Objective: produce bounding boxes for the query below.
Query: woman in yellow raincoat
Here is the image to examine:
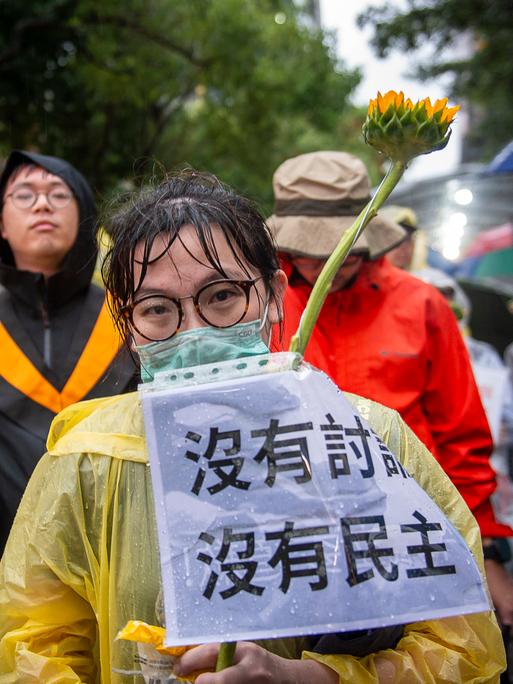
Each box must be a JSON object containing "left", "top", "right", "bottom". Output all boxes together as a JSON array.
[{"left": 0, "top": 172, "right": 505, "bottom": 683}]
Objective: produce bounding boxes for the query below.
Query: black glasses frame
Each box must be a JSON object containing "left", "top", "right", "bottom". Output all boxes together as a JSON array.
[
  {"left": 122, "top": 277, "right": 265, "bottom": 342},
  {"left": 4, "top": 188, "right": 74, "bottom": 210}
]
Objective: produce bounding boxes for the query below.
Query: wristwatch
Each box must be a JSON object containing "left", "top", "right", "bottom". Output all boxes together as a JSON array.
[{"left": 483, "top": 538, "right": 512, "bottom": 564}]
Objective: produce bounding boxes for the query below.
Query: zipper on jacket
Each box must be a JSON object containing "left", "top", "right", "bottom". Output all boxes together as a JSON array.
[{"left": 41, "top": 303, "right": 52, "bottom": 368}]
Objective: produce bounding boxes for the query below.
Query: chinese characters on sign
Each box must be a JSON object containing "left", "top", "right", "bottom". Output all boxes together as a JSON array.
[
  {"left": 183, "top": 413, "right": 409, "bottom": 496},
  {"left": 141, "top": 362, "right": 489, "bottom": 646},
  {"left": 197, "top": 510, "right": 456, "bottom": 600}
]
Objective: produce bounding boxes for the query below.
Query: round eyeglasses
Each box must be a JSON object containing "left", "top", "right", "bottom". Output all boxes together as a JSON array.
[
  {"left": 5, "top": 187, "right": 74, "bottom": 210},
  {"left": 122, "top": 277, "right": 265, "bottom": 342}
]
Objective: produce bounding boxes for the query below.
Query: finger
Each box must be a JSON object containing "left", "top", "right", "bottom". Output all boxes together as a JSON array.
[
  {"left": 174, "top": 642, "right": 220, "bottom": 677},
  {"left": 195, "top": 642, "right": 271, "bottom": 684},
  {"left": 194, "top": 664, "right": 246, "bottom": 684},
  {"left": 188, "top": 644, "right": 249, "bottom": 684},
  {"left": 194, "top": 674, "right": 219, "bottom": 684}
]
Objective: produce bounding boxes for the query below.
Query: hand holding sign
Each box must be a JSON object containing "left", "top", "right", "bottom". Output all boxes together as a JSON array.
[{"left": 173, "top": 641, "right": 340, "bottom": 684}]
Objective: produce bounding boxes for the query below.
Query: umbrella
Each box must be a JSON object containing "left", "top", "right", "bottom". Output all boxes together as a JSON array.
[
  {"left": 485, "top": 141, "right": 513, "bottom": 174},
  {"left": 474, "top": 248, "right": 513, "bottom": 279},
  {"left": 458, "top": 278, "right": 513, "bottom": 356},
  {"left": 464, "top": 222, "right": 513, "bottom": 257}
]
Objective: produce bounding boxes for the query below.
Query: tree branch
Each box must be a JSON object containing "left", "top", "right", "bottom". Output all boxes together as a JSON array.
[
  {"left": 0, "top": 17, "right": 56, "bottom": 67},
  {"left": 82, "top": 13, "right": 208, "bottom": 67},
  {"left": 141, "top": 87, "right": 196, "bottom": 158}
]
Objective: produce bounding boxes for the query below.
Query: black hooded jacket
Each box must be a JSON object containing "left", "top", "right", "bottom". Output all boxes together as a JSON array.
[{"left": 0, "top": 151, "right": 136, "bottom": 553}]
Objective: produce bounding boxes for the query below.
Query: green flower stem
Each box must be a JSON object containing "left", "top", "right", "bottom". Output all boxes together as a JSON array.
[
  {"left": 213, "top": 161, "right": 406, "bottom": 674},
  {"left": 216, "top": 641, "right": 237, "bottom": 671},
  {"left": 288, "top": 160, "right": 407, "bottom": 356}
]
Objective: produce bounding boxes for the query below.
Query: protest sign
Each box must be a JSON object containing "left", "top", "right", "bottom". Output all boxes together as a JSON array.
[{"left": 141, "top": 357, "right": 489, "bottom": 647}]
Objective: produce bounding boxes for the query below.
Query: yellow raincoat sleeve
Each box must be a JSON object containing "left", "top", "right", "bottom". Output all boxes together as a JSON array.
[
  {"left": 0, "top": 450, "right": 98, "bottom": 683},
  {"left": 303, "top": 397, "right": 505, "bottom": 683}
]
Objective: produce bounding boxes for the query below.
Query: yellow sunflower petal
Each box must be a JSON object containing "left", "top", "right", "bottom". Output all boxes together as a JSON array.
[
  {"left": 423, "top": 97, "right": 434, "bottom": 118},
  {"left": 376, "top": 91, "right": 387, "bottom": 113},
  {"left": 433, "top": 97, "right": 449, "bottom": 113},
  {"left": 382, "top": 90, "right": 397, "bottom": 111},
  {"left": 394, "top": 91, "right": 405, "bottom": 108},
  {"left": 441, "top": 104, "right": 461, "bottom": 123}
]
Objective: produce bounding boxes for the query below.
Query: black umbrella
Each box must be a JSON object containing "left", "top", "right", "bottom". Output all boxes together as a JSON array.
[{"left": 458, "top": 278, "right": 513, "bottom": 356}]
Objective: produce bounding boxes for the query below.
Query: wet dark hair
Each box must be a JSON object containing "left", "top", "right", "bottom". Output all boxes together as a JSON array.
[
  {"left": 1, "top": 164, "right": 68, "bottom": 210},
  {"left": 2, "top": 163, "right": 47, "bottom": 196},
  {"left": 103, "top": 170, "right": 281, "bottom": 342}
]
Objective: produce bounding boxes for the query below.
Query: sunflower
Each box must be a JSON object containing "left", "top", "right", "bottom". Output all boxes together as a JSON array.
[
  {"left": 362, "top": 90, "right": 460, "bottom": 162},
  {"left": 290, "top": 90, "right": 459, "bottom": 355}
]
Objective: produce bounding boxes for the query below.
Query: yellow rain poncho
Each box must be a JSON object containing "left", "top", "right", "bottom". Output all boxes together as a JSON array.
[{"left": 0, "top": 390, "right": 505, "bottom": 683}]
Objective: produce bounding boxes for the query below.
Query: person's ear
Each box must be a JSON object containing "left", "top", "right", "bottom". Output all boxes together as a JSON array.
[
  {"left": 128, "top": 330, "right": 137, "bottom": 353},
  {"left": 267, "top": 269, "right": 288, "bottom": 325}
]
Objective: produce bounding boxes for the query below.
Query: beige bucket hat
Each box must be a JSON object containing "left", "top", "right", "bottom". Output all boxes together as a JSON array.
[
  {"left": 380, "top": 205, "right": 418, "bottom": 233},
  {"left": 268, "top": 151, "right": 406, "bottom": 259}
]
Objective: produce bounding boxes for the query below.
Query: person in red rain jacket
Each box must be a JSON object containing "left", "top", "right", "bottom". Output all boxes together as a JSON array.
[{"left": 269, "top": 150, "right": 513, "bottom": 627}]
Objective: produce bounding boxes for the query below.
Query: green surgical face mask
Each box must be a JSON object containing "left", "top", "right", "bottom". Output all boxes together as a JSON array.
[{"left": 136, "top": 319, "right": 270, "bottom": 382}]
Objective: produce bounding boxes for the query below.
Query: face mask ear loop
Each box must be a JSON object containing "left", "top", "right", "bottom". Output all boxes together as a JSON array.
[
  {"left": 140, "top": 361, "right": 154, "bottom": 382},
  {"left": 258, "top": 296, "right": 273, "bottom": 348},
  {"left": 258, "top": 299, "right": 270, "bottom": 332}
]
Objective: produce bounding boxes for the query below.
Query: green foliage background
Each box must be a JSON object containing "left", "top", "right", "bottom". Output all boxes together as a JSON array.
[{"left": 0, "top": 0, "right": 379, "bottom": 211}]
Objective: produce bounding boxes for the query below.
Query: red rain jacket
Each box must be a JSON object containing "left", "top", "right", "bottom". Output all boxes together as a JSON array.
[{"left": 277, "top": 256, "right": 512, "bottom": 538}]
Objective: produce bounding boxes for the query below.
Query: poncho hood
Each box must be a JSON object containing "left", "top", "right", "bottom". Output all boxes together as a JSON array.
[
  {"left": 0, "top": 150, "right": 98, "bottom": 309},
  {"left": 47, "top": 392, "right": 147, "bottom": 463}
]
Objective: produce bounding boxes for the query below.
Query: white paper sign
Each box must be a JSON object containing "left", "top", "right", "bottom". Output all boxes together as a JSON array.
[
  {"left": 472, "top": 364, "right": 509, "bottom": 443},
  {"left": 141, "top": 363, "right": 489, "bottom": 647}
]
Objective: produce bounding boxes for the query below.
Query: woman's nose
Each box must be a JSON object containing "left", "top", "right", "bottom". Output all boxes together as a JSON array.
[{"left": 179, "top": 298, "right": 208, "bottom": 332}]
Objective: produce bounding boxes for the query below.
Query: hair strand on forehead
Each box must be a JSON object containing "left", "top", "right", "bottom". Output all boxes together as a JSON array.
[{"left": 102, "top": 170, "right": 281, "bottom": 343}]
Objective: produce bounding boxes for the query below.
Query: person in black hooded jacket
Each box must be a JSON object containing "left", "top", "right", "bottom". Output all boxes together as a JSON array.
[{"left": 0, "top": 150, "right": 137, "bottom": 554}]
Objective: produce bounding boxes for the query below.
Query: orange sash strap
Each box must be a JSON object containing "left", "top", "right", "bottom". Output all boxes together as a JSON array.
[{"left": 0, "top": 301, "right": 122, "bottom": 414}]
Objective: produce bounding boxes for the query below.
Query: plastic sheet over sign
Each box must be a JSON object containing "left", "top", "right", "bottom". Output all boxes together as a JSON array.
[{"left": 140, "top": 355, "right": 489, "bottom": 647}]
